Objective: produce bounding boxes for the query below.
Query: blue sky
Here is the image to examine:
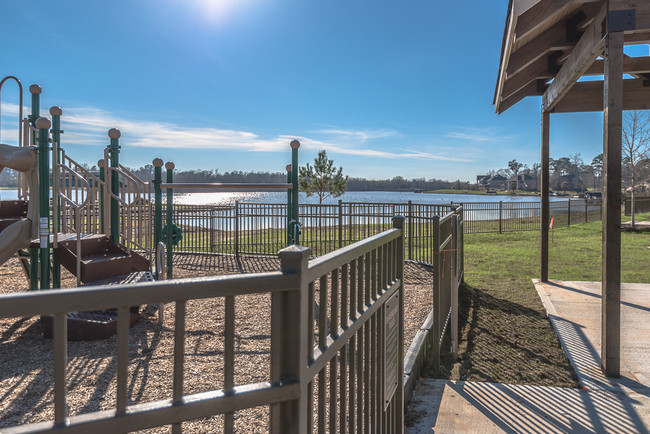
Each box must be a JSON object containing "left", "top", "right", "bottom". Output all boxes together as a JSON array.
[{"left": 0, "top": 0, "right": 620, "bottom": 181}]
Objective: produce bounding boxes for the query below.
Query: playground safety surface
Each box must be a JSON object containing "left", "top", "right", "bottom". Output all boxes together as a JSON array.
[
  {"left": 406, "top": 280, "right": 650, "bottom": 433},
  {"left": 0, "top": 254, "right": 434, "bottom": 432}
]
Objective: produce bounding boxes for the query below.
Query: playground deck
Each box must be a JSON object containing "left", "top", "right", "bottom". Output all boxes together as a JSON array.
[{"left": 0, "top": 254, "right": 434, "bottom": 432}]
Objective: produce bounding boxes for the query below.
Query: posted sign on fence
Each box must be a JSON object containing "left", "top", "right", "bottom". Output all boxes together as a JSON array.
[{"left": 384, "top": 291, "right": 400, "bottom": 409}]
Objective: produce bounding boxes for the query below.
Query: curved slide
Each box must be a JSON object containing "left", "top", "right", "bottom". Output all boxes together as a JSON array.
[
  {"left": 0, "top": 143, "right": 38, "bottom": 267},
  {"left": 0, "top": 218, "right": 32, "bottom": 265}
]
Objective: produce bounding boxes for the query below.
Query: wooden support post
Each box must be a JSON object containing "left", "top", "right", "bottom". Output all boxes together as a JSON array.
[
  {"left": 271, "top": 245, "right": 311, "bottom": 434},
  {"left": 602, "top": 29, "right": 624, "bottom": 378},
  {"left": 541, "top": 111, "right": 550, "bottom": 282}
]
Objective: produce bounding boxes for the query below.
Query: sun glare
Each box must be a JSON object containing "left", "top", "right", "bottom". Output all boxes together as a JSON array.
[{"left": 196, "top": 0, "right": 231, "bottom": 23}]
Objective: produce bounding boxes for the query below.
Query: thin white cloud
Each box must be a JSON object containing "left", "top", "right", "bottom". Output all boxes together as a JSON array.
[
  {"left": 446, "top": 126, "right": 515, "bottom": 143},
  {"left": 1, "top": 103, "right": 473, "bottom": 162},
  {"left": 314, "top": 128, "right": 398, "bottom": 142}
]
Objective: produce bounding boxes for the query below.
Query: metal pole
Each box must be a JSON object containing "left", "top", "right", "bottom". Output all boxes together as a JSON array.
[
  {"left": 290, "top": 140, "right": 300, "bottom": 244},
  {"left": 28, "top": 85, "right": 41, "bottom": 290},
  {"left": 108, "top": 128, "right": 121, "bottom": 243},
  {"left": 153, "top": 158, "right": 163, "bottom": 279},
  {"left": 166, "top": 161, "right": 174, "bottom": 279},
  {"left": 234, "top": 200, "right": 240, "bottom": 257},
  {"left": 50, "top": 106, "right": 62, "bottom": 289},
  {"left": 36, "top": 117, "right": 51, "bottom": 290},
  {"left": 407, "top": 200, "right": 413, "bottom": 260},
  {"left": 286, "top": 164, "right": 292, "bottom": 246},
  {"left": 98, "top": 159, "right": 106, "bottom": 233}
]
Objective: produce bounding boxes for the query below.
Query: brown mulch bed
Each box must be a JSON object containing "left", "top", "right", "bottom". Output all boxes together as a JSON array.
[{"left": 0, "top": 254, "right": 432, "bottom": 432}]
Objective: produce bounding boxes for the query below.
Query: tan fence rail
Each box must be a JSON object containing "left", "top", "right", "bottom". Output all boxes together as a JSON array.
[
  {"left": 403, "top": 207, "right": 463, "bottom": 400},
  {"left": 0, "top": 218, "right": 405, "bottom": 433}
]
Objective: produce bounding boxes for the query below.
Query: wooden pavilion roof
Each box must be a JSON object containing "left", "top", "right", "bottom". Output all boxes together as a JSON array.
[{"left": 494, "top": 0, "right": 650, "bottom": 114}]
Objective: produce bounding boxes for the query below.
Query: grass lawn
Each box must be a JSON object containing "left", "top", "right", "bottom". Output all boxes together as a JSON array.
[{"left": 430, "top": 212, "right": 650, "bottom": 387}]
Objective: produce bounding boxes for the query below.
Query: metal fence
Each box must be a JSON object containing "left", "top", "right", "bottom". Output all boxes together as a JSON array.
[
  {"left": 0, "top": 220, "right": 405, "bottom": 433},
  {"left": 625, "top": 194, "right": 650, "bottom": 215},
  {"left": 169, "top": 199, "right": 599, "bottom": 260},
  {"left": 460, "top": 199, "right": 602, "bottom": 233}
]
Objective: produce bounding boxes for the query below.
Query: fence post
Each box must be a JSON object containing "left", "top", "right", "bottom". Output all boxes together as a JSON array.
[
  {"left": 338, "top": 199, "right": 343, "bottom": 248},
  {"left": 271, "top": 245, "right": 311, "bottom": 434},
  {"left": 585, "top": 199, "right": 588, "bottom": 223},
  {"left": 407, "top": 200, "right": 413, "bottom": 260},
  {"left": 499, "top": 201, "right": 503, "bottom": 233},
  {"left": 458, "top": 206, "right": 464, "bottom": 283},
  {"left": 451, "top": 213, "right": 459, "bottom": 362},
  {"left": 235, "top": 200, "right": 240, "bottom": 257},
  {"left": 392, "top": 215, "right": 405, "bottom": 431},
  {"left": 165, "top": 162, "right": 174, "bottom": 279},
  {"left": 567, "top": 199, "right": 571, "bottom": 226},
  {"left": 431, "top": 215, "right": 441, "bottom": 372}
]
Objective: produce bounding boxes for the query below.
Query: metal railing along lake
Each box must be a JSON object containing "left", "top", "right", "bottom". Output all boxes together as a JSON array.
[{"left": 169, "top": 198, "right": 601, "bottom": 260}]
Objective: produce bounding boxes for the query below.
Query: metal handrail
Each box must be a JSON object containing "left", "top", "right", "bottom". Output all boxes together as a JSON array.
[
  {"left": 53, "top": 140, "right": 92, "bottom": 286},
  {"left": 106, "top": 165, "right": 145, "bottom": 254},
  {"left": 0, "top": 76, "right": 23, "bottom": 146},
  {"left": 160, "top": 182, "right": 292, "bottom": 190}
]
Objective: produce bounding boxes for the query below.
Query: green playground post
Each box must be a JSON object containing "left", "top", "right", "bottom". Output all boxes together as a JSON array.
[
  {"left": 165, "top": 161, "right": 174, "bottom": 279},
  {"left": 108, "top": 128, "right": 121, "bottom": 242},
  {"left": 98, "top": 159, "right": 105, "bottom": 233},
  {"left": 50, "top": 106, "right": 63, "bottom": 289},
  {"left": 36, "top": 116, "right": 51, "bottom": 290},
  {"left": 286, "top": 163, "right": 292, "bottom": 245},
  {"left": 290, "top": 140, "right": 300, "bottom": 244},
  {"left": 28, "top": 85, "right": 41, "bottom": 291},
  {"left": 152, "top": 158, "right": 163, "bottom": 280}
]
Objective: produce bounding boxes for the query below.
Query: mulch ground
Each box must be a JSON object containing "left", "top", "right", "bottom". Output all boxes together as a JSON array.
[{"left": 0, "top": 254, "right": 433, "bottom": 432}]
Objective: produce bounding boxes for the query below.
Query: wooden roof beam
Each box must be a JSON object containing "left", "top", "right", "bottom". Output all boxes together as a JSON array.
[
  {"left": 514, "top": 0, "right": 601, "bottom": 48},
  {"left": 508, "top": 3, "right": 601, "bottom": 76},
  {"left": 553, "top": 78, "right": 650, "bottom": 112},
  {"left": 497, "top": 81, "right": 544, "bottom": 114},
  {"left": 502, "top": 56, "right": 553, "bottom": 100},
  {"left": 585, "top": 55, "right": 650, "bottom": 75},
  {"left": 542, "top": 3, "right": 607, "bottom": 112}
]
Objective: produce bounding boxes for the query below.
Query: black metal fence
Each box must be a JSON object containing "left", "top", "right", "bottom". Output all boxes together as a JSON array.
[
  {"left": 625, "top": 194, "right": 650, "bottom": 215},
  {"left": 169, "top": 199, "right": 601, "bottom": 259}
]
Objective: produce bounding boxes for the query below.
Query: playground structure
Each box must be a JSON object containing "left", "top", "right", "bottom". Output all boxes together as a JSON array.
[{"left": 0, "top": 76, "right": 300, "bottom": 338}]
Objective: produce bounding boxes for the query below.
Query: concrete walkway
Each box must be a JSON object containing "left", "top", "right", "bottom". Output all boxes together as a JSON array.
[{"left": 406, "top": 280, "right": 650, "bottom": 433}]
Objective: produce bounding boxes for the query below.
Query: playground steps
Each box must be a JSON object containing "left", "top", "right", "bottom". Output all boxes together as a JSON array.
[
  {"left": 0, "top": 200, "right": 28, "bottom": 234},
  {"left": 42, "top": 236, "right": 153, "bottom": 341},
  {"left": 57, "top": 234, "right": 150, "bottom": 284}
]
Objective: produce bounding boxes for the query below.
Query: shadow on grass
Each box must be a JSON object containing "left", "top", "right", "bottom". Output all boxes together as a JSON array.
[{"left": 425, "top": 282, "right": 579, "bottom": 388}]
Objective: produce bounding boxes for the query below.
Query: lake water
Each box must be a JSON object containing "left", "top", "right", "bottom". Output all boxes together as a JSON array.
[{"left": 0, "top": 189, "right": 563, "bottom": 205}]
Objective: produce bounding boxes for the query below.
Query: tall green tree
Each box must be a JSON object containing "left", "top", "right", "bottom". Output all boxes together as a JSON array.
[{"left": 299, "top": 150, "right": 348, "bottom": 204}]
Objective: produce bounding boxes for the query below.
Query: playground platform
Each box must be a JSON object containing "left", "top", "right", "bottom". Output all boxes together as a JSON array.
[{"left": 406, "top": 280, "right": 650, "bottom": 433}]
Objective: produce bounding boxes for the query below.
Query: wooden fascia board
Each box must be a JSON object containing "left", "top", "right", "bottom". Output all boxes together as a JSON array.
[
  {"left": 495, "top": 7, "right": 518, "bottom": 113},
  {"left": 585, "top": 56, "right": 650, "bottom": 75},
  {"left": 553, "top": 79, "right": 650, "bottom": 112},
  {"left": 542, "top": 3, "right": 607, "bottom": 112}
]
